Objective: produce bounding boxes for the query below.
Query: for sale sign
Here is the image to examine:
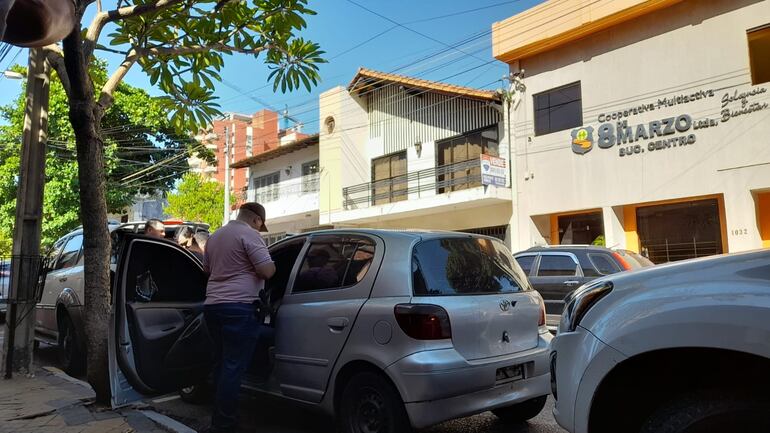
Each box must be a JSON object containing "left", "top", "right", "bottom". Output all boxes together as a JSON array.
[{"left": 481, "top": 155, "right": 507, "bottom": 187}]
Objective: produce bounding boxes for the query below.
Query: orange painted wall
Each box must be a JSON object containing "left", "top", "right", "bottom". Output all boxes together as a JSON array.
[{"left": 758, "top": 192, "right": 770, "bottom": 248}]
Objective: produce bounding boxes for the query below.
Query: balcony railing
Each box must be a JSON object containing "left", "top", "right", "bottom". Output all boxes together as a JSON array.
[
  {"left": 343, "top": 159, "right": 494, "bottom": 210},
  {"left": 254, "top": 173, "right": 319, "bottom": 204}
]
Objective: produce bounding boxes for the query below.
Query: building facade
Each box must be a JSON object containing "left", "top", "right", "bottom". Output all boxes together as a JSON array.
[
  {"left": 493, "top": 0, "right": 770, "bottom": 262},
  {"left": 232, "top": 135, "right": 321, "bottom": 244},
  {"left": 319, "top": 68, "right": 513, "bottom": 242}
]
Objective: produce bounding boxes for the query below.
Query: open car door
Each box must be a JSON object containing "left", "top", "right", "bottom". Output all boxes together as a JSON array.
[{"left": 109, "top": 234, "right": 212, "bottom": 408}]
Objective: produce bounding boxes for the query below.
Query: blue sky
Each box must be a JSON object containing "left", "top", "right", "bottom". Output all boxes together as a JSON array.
[{"left": 0, "top": 0, "right": 544, "bottom": 133}]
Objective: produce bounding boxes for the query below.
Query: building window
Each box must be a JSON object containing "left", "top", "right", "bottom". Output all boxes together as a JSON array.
[
  {"left": 371, "top": 151, "right": 407, "bottom": 206},
  {"left": 533, "top": 82, "right": 582, "bottom": 136},
  {"left": 436, "top": 125, "right": 499, "bottom": 193},
  {"left": 748, "top": 24, "right": 770, "bottom": 85},
  {"left": 253, "top": 172, "right": 280, "bottom": 203},
  {"left": 302, "top": 160, "right": 320, "bottom": 194},
  {"left": 246, "top": 134, "right": 253, "bottom": 156}
]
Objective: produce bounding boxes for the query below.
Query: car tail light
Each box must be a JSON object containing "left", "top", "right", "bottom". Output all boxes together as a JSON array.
[
  {"left": 612, "top": 252, "right": 632, "bottom": 271},
  {"left": 394, "top": 304, "right": 451, "bottom": 340}
]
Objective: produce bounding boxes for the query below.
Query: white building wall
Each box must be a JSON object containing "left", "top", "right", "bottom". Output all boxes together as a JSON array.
[
  {"left": 246, "top": 144, "right": 319, "bottom": 233},
  {"left": 509, "top": 0, "right": 770, "bottom": 253}
]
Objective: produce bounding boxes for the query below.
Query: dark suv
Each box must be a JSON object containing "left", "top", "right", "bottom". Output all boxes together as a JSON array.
[{"left": 513, "top": 246, "right": 653, "bottom": 329}]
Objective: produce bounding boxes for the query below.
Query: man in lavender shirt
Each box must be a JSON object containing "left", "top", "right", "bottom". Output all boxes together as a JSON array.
[{"left": 203, "top": 202, "right": 275, "bottom": 433}]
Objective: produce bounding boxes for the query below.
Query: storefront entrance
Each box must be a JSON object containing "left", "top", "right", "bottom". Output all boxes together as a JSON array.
[
  {"left": 556, "top": 212, "right": 604, "bottom": 245},
  {"left": 758, "top": 192, "right": 770, "bottom": 248},
  {"left": 636, "top": 198, "right": 724, "bottom": 264}
]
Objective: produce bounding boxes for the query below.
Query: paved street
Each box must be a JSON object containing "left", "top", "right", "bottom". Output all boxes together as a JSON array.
[{"left": 0, "top": 323, "right": 565, "bottom": 433}]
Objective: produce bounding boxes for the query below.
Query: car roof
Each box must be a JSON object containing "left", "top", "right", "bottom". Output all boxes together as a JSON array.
[
  {"left": 274, "top": 228, "right": 503, "bottom": 244},
  {"left": 518, "top": 244, "right": 615, "bottom": 254}
]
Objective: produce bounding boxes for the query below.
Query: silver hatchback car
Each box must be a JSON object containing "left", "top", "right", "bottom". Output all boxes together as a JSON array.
[{"left": 108, "top": 230, "right": 552, "bottom": 432}]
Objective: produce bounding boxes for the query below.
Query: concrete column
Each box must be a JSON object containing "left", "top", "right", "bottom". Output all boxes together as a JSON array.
[
  {"left": 602, "top": 206, "right": 626, "bottom": 249},
  {"left": 2, "top": 49, "right": 49, "bottom": 377}
]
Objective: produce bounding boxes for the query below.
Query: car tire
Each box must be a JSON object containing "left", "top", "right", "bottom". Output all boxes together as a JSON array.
[
  {"left": 640, "top": 391, "right": 770, "bottom": 433},
  {"left": 492, "top": 395, "right": 547, "bottom": 423},
  {"left": 339, "top": 371, "right": 412, "bottom": 433},
  {"left": 179, "top": 383, "right": 211, "bottom": 405},
  {"left": 58, "top": 313, "right": 85, "bottom": 376}
]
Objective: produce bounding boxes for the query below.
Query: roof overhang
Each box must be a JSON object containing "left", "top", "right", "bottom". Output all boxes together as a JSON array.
[
  {"left": 492, "top": 0, "right": 685, "bottom": 63},
  {"left": 348, "top": 67, "right": 500, "bottom": 102},
  {"left": 231, "top": 134, "right": 319, "bottom": 169}
]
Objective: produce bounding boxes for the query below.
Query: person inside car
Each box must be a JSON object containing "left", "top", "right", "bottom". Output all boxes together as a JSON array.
[
  {"left": 202, "top": 202, "right": 275, "bottom": 433},
  {"left": 297, "top": 248, "right": 338, "bottom": 290},
  {"left": 145, "top": 219, "right": 165, "bottom": 239}
]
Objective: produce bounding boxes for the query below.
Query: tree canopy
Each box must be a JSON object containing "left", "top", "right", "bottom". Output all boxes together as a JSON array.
[
  {"left": 165, "top": 173, "right": 234, "bottom": 231},
  {"left": 0, "top": 60, "right": 193, "bottom": 253}
]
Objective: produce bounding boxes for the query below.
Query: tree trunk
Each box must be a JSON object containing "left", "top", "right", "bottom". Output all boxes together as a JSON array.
[{"left": 62, "top": 26, "right": 112, "bottom": 404}]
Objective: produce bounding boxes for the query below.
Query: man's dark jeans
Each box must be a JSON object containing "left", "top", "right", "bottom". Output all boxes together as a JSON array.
[{"left": 204, "top": 302, "right": 261, "bottom": 432}]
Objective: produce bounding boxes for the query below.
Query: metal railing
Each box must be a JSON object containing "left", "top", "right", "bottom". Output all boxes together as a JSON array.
[
  {"left": 640, "top": 239, "right": 721, "bottom": 264},
  {"left": 253, "top": 173, "right": 320, "bottom": 204},
  {"left": 343, "top": 159, "right": 487, "bottom": 210}
]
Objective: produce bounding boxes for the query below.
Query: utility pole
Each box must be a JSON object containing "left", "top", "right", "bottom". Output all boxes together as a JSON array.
[
  {"left": 223, "top": 125, "right": 230, "bottom": 225},
  {"left": 500, "top": 70, "right": 525, "bottom": 252},
  {"left": 2, "top": 48, "right": 50, "bottom": 378}
]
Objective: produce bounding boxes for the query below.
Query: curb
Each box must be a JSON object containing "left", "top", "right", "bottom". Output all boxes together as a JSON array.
[
  {"left": 141, "top": 410, "right": 198, "bottom": 433},
  {"left": 41, "top": 366, "right": 93, "bottom": 390},
  {"left": 42, "top": 366, "right": 198, "bottom": 433}
]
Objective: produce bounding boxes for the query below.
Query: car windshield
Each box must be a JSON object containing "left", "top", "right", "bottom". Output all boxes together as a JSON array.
[{"left": 412, "top": 237, "right": 529, "bottom": 296}]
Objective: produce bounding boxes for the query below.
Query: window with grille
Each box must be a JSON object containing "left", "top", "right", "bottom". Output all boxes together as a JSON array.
[
  {"left": 253, "top": 172, "right": 280, "bottom": 203},
  {"left": 533, "top": 82, "right": 582, "bottom": 136},
  {"left": 302, "top": 160, "right": 320, "bottom": 194}
]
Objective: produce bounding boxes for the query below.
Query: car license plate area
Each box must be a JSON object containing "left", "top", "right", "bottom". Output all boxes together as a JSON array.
[{"left": 495, "top": 363, "right": 525, "bottom": 385}]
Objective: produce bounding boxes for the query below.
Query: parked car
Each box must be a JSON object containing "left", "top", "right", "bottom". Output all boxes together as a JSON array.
[
  {"left": 34, "top": 220, "right": 209, "bottom": 374},
  {"left": 550, "top": 249, "right": 770, "bottom": 433},
  {"left": 0, "top": 259, "right": 9, "bottom": 318},
  {"left": 108, "top": 230, "right": 553, "bottom": 432},
  {"left": 514, "top": 246, "right": 653, "bottom": 329}
]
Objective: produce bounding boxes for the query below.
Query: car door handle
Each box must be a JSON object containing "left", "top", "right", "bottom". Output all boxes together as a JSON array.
[
  {"left": 563, "top": 280, "right": 580, "bottom": 286},
  {"left": 327, "top": 317, "right": 349, "bottom": 332},
  {"left": 59, "top": 277, "right": 67, "bottom": 283}
]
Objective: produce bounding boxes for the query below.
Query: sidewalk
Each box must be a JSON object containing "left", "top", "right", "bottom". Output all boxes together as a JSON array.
[{"left": 0, "top": 366, "right": 195, "bottom": 433}]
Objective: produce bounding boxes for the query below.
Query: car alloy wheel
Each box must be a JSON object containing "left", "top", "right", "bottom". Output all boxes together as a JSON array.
[
  {"left": 339, "top": 371, "right": 411, "bottom": 433},
  {"left": 355, "top": 386, "right": 387, "bottom": 433}
]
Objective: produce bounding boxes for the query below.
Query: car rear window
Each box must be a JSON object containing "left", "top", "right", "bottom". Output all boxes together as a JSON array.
[
  {"left": 589, "top": 253, "right": 622, "bottom": 275},
  {"left": 412, "top": 237, "right": 527, "bottom": 296}
]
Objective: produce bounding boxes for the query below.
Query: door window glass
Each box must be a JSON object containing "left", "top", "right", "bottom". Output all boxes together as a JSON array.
[
  {"left": 266, "top": 238, "right": 306, "bottom": 303},
  {"left": 515, "top": 255, "right": 536, "bottom": 274},
  {"left": 293, "top": 236, "right": 376, "bottom": 293},
  {"left": 412, "top": 237, "right": 526, "bottom": 296},
  {"left": 55, "top": 235, "right": 83, "bottom": 270},
  {"left": 588, "top": 253, "right": 621, "bottom": 275},
  {"left": 536, "top": 255, "right": 578, "bottom": 277},
  {"left": 125, "top": 241, "right": 206, "bottom": 303},
  {"left": 48, "top": 237, "right": 68, "bottom": 270}
]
